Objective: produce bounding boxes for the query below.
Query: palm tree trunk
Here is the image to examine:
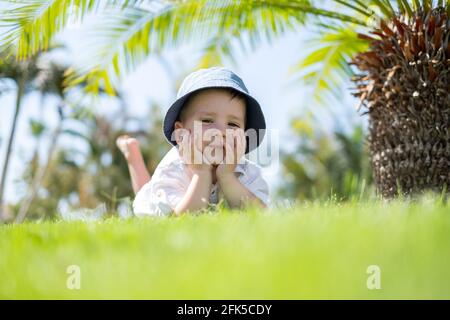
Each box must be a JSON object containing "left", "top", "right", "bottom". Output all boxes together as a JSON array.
[
  {"left": 0, "top": 78, "right": 25, "bottom": 222},
  {"left": 15, "top": 104, "right": 64, "bottom": 223}
]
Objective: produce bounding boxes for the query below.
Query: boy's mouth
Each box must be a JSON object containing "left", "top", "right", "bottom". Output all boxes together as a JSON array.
[
  {"left": 204, "top": 138, "right": 225, "bottom": 148},
  {"left": 207, "top": 143, "right": 224, "bottom": 149}
]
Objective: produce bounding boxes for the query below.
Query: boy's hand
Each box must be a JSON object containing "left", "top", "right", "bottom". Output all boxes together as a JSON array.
[
  {"left": 216, "top": 130, "right": 246, "bottom": 179},
  {"left": 178, "top": 131, "right": 213, "bottom": 176}
]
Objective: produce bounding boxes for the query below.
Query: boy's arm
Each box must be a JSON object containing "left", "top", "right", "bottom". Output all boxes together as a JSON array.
[
  {"left": 173, "top": 168, "right": 213, "bottom": 215},
  {"left": 216, "top": 172, "right": 267, "bottom": 209}
]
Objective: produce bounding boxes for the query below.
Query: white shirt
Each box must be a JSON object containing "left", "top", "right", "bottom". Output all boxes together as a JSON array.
[{"left": 133, "top": 146, "right": 270, "bottom": 217}]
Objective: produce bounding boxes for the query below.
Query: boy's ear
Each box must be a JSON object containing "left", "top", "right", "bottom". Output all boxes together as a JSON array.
[
  {"left": 173, "top": 121, "right": 187, "bottom": 144},
  {"left": 174, "top": 121, "right": 183, "bottom": 130}
]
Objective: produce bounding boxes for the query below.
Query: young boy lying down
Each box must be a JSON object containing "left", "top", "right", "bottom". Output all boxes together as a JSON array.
[{"left": 117, "top": 67, "right": 269, "bottom": 216}]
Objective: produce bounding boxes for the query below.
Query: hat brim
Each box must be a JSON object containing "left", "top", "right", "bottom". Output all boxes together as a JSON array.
[{"left": 163, "top": 86, "right": 266, "bottom": 154}]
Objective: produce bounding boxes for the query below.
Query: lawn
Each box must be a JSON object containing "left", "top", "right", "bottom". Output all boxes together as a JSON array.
[{"left": 1, "top": 196, "right": 449, "bottom": 299}]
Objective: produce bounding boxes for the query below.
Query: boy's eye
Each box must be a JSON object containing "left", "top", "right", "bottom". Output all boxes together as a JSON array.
[
  {"left": 228, "top": 122, "right": 240, "bottom": 128},
  {"left": 201, "top": 119, "right": 213, "bottom": 124}
]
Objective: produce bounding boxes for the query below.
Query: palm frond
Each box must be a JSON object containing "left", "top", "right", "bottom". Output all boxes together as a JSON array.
[
  {"left": 262, "top": 0, "right": 368, "bottom": 26},
  {"left": 291, "top": 25, "right": 369, "bottom": 105},
  {"left": 3, "top": 0, "right": 447, "bottom": 98},
  {"left": 291, "top": 0, "right": 450, "bottom": 105},
  {"left": 334, "top": 0, "right": 373, "bottom": 18},
  {"left": 64, "top": 0, "right": 315, "bottom": 94},
  {"left": 0, "top": 0, "right": 144, "bottom": 58},
  {"left": 197, "top": 34, "right": 239, "bottom": 69}
]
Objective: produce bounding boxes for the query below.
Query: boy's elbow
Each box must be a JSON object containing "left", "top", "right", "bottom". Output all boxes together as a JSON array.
[
  {"left": 173, "top": 205, "right": 186, "bottom": 216},
  {"left": 173, "top": 203, "right": 197, "bottom": 216},
  {"left": 246, "top": 193, "right": 268, "bottom": 209},
  {"left": 255, "top": 199, "right": 268, "bottom": 209}
]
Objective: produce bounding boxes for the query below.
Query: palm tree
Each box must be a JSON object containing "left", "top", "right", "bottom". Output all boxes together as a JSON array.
[
  {"left": 286, "top": 1, "right": 449, "bottom": 198},
  {"left": 1, "top": 49, "right": 92, "bottom": 223},
  {"left": 15, "top": 55, "right": 127, "bottom": 222},
  {"left": 0, "top": 51, "right": 38, "bottom": 221},
  {"left": 2, "top": 0, "right": 448, "bottom": 198},
  {"left": 350, "top": 4, "right": 449, "bottom": 198},
  {"left": 14, "top": 58, "right": 71, "bottom": 223}
]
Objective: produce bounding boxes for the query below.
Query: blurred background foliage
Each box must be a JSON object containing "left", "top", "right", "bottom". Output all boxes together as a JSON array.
[
  {"left": 10, "top": 102, "right": 170, "bottom": 220},
  {"left": 278, "top": 115, "right": 373, "bottom": 201}
]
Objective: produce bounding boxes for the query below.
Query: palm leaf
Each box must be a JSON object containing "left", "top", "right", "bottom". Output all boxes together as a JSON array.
[
  {"left": 0, "top": 0, "right": 144, "bottom": 58},
  {"left": 3, "top": 0, "right": 447, "bottom": 98},
  {"left": 290, "top": 0, "right": 449, "bottom": 105},
  {"left": 64, "top": 0, "right": 316, "bottom": 93},
  {"left": 2, "top": 0, "right": 372, "bottom": 94},
  {"left": 292, "top": 25, "right": 369, "bottom": 105}
]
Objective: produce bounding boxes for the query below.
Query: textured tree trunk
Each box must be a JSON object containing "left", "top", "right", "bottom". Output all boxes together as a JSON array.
[
  {"left": 0, "top": 79, "right": 25, "bottom": 222},
  {"left": 352, "top": 7, "right": 449, "bottom": 198}
]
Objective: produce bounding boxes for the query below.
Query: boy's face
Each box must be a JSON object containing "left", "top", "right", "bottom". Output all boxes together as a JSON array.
[{"left": 174, "top": 88, "right": 246, "bottom": 163}]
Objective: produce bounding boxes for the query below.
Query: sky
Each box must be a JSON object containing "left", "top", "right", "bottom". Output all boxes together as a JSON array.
[{"left": 0, "top": 7, "right": 364, "bottom": 206}]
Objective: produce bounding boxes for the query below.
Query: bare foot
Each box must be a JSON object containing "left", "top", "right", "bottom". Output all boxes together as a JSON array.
[{"left": 116, "top": 135, "right": 140, "bottom": 160}]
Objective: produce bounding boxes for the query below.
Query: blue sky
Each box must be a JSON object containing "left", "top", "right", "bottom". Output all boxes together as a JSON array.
[{"left": 0, "top": 15, "right": 364, "bottom": 205}]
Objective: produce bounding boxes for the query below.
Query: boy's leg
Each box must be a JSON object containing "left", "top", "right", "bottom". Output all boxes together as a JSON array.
[{"left": 116, "top": 135, "right": 151, "bottom": 194}]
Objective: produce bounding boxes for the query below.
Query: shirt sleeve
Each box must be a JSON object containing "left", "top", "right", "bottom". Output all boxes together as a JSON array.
[
  {"left": 240, "top": 163, "right": 270, "bottom": 207},
  {"left": 133, "top": 165, "right": 188, "bottom": 217}
]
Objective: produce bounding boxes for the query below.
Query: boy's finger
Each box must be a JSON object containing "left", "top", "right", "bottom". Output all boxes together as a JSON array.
[
  {"left": 180, "top": 132, "right": 186, "bottom": 146},
  {"left": 193, "top": 133, "right": 203, "bottom": 164},
  {"left": 234, "top": 135, "right": 240, "bottom": 160},
  {"left": 183, "top": 134, "right": 192, "bottom": 162},
  {"left": 235, "top": 131, "right": 245, "bottom": 159},
  {"left": 223, "top": 136, "right": 233, "bottom": 163}
]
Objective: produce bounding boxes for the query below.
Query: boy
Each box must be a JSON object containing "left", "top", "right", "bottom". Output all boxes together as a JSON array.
[{"left": 117, "top": 67, "right": 269, "bottom": 216}]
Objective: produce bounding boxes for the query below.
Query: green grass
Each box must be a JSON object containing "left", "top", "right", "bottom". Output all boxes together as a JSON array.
[{"left": 1, "top": 196, "right": 449, "bottom": 299}]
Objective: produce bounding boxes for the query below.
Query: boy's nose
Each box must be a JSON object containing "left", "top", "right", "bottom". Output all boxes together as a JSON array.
[{"left": 211, "top": 123, "right": 227, "bottom": 136}]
